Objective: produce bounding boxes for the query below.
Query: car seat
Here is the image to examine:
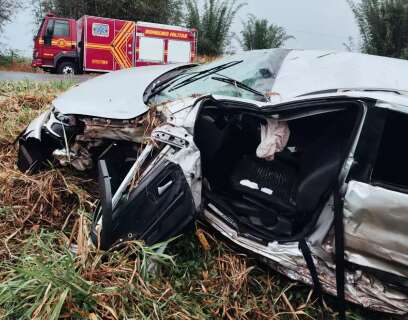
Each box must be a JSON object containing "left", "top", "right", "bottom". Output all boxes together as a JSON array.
[{"left": 229, "top": 124, "right": 346, "bottom": 236}]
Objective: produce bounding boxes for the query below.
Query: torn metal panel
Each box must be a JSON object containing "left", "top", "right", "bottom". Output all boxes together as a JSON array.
[
  {"left": 78, "top": 117, "right": 146, "bottom": 143},
  {"left": 159, "top": 97, "right": 200, "bottom": 133},
  {"left": 307, "top": 197, "right": 335, "bottom": 263},
  {"left": 17, "top": 110, "right": 56, "bottom": 173},
  {"left": 21, "top": 110, "right": 51, "bottom": 141},
  {"left": 44, "top": 112, "right": 64, "bottom": 138},
  {"left": 204, "top": 208, "right": 408, "bottom": 315},
  {"left": 344, "top": 180, "right": 408, "bottom": 278},
  {"left": 53, "top": 143, "right": 93, "bottom": 171},
  {"left": 152, "top": 124, "right": 202, "bottom": 208},
  {"left": 152, "top": 124, "right": 190, "bottom": 149}
]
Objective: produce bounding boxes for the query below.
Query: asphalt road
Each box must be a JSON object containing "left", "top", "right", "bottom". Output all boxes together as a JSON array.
[{"left": 0, "top": 71, "right": 94, "bottom": 83}]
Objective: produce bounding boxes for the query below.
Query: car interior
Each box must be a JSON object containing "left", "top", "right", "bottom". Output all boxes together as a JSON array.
[
  {"left": 194, "top": 100, "right": 360, "bottom": 241},
  {"left": 371, "top": 110, "right": 408, "bottom": 192}
]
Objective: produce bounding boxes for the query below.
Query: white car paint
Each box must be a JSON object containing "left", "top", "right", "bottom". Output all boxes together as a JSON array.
[
  {"left": 53, "top": 49, "right": 408, "bottom": 121},
  {"left": 53, "top": 63, "right": 191, "bottom": 119},
  {"left": 272, "top": 50, "right": 408, "bottom": 99}
]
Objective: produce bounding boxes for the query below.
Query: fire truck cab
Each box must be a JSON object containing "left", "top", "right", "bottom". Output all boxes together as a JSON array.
[{"left": 32, "top": 14, "right": 197, "bottom": 74}]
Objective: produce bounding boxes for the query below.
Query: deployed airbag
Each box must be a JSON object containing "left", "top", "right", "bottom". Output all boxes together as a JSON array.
[{"left": 256, "top": 119, "right": 290, "bottom": 160}]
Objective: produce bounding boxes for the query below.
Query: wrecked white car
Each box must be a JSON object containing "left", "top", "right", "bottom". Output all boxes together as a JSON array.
[{"left": 17, "top": 49, "right": 408, "bottom": 317}]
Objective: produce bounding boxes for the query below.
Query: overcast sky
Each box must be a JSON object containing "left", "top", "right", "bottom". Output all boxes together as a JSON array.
[{"left": 0, "top": 0, "right": 361, "bottom": 57}]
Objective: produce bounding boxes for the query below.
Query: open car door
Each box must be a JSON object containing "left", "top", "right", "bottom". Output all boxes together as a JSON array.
[
  {"left": 91, "top": 148, "right": 197, "bottom": 250},
  {"left": 90, "top": 121, "right": 201, "bottom": 250}
]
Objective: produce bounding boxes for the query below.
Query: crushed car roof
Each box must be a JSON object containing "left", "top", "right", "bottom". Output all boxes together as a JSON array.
[
  {"left": 53, "top": 49, "right": 408, "bottom": 119},
  {"left": 273, "top": 49, "right": 408, "bottom": 99}
]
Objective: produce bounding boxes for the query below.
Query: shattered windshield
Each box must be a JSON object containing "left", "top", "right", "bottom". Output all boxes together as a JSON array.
[{"left": 150, "top": 49, "right": 290, "bottom": 104}]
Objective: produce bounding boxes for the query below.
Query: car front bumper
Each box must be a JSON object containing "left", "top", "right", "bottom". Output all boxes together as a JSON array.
[{"left": 17, "top": 110, "right": 63, "bottom": 172}]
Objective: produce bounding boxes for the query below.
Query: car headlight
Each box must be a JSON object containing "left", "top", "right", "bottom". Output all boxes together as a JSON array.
[
  {"left": 54, "top": 112, "right": 77, "bottom": 126},
  {"left": 44, "top": 111, "right": 79, "bottom": 140}
]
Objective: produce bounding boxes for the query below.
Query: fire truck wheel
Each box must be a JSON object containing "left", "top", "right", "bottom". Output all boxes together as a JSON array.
[{"left": 57, "top": 61, "right": 77, "bottom": 75}]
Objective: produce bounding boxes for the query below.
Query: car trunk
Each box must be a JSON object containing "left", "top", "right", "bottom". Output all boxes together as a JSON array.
[{"left": 194, "top": 100, "right": 360, "bottom": 242}]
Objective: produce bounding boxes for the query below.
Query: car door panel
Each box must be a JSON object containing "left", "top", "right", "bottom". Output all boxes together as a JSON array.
[
  {"left": 344, "top": 180, "right": 408, "bottom": 278},
  {"left": 94, "top": 158, "right": 197, "bottom": 249},
  {"left": 41, "top": 18, "right": 73, "bottom": 66},
  {"left": 343, "top": 107, "right": 408, "bottom": 278}
]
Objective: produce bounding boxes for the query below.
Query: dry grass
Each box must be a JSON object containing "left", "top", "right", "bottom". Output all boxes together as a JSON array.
[
  {"left": 0, "top": 54, "right": 41, "bottom": 73},
  {"left": 0, "top": 80, "right": 400, "bottom": 320},
  {"left": 0, "top": 62, "right": 40, "bottom": 73},
  {"left": 0, "top": 80, "right": 93, "bottom": 260}
]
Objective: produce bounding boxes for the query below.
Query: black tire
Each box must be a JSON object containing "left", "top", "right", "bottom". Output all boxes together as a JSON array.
[{"left": 57, "top": 61, "right": 77, "bottom": 75}]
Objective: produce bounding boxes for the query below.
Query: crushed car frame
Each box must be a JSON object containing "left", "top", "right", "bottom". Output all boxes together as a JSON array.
[{"left": 17, "top": 49, "right": 408, "bottom": 318}]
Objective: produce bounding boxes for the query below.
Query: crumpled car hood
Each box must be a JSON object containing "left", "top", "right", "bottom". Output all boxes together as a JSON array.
[{"left": 53, "top": 64, "right": 190, "bottom": 119}]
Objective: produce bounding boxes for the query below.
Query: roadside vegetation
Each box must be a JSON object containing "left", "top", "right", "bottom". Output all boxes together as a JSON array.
[
  {"left": 0, "top": 80, "right": 401, "bottom": 319},
  {"left": 348, "top": 0, "right": 408, "bottom": 58},
  {"left": 0, "top": 51, "right": 38, "bottom": 72},
  {"left": 240, "top": 15, "right": 294, "bottom": 51}
]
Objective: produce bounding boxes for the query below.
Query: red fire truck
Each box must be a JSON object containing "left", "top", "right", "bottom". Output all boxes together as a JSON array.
[{"left": 32, "top": 14, "right": 197, "bottom": 74}]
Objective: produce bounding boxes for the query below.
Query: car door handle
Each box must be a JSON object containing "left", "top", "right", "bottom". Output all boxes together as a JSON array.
[{"left": 158, "top": 180, "right": 173, "bottom": 195}]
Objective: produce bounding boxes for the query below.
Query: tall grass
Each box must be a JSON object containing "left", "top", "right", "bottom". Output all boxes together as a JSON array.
[{"left": 0, "top": 80, "right": 74, "bottom": 144}]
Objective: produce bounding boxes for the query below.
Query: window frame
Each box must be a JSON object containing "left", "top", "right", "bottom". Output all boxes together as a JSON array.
[
  {"left": 138, "top": 36, "right": 165, "bottom": 63},
  {"left": 45, "top": 19, "right": 55, "bottom": 37},
  {"left": 369, "top": 108, "right": 408, "bottom": 193},
  {"left": 167, "top": 40, "right": 191, "bottom": 63},
  {"left": 53, "top": 19, "right": 70, "bottom": 37}
]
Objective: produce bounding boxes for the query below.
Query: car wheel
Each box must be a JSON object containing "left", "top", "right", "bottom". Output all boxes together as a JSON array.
[{"left": 57, "top": 61, "right": 76, "bottom": 75}]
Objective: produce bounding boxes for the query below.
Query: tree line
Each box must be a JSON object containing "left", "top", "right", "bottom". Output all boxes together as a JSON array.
[
  {"left": 1, "top": 0, "right": 408, "bottom": 59},
  {"left": 348, "top": 0, "right": 408, "bottom": 59},
  {"left": 1, "top": 0, "right": 293, "bottom": 56},
  {"left": 0, "top": 0, "right": 22, "bottom": 33}
]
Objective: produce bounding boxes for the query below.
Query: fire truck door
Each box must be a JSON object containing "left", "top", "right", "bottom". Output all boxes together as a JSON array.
[{"left": 41, "top": 18, "right": 74, "bottom": 66}]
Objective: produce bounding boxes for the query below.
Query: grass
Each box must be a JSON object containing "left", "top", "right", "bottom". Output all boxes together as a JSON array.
[
  {"left": 0, "top": 80, "right": 403, "bottom": 319},
  {"left": 0, "top": 53, "right": 39, "bottom": 73}
]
